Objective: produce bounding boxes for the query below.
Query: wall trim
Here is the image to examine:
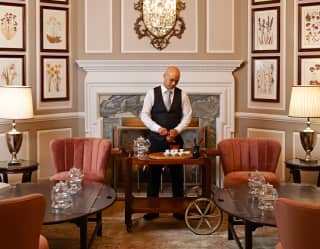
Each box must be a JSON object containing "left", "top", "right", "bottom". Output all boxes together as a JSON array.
[
  {"left": 0, "top": 112, "right": 84, "bottom": 125},
  {"left": 236, "top": 111, "right": 320, "bottom": 124},
  {"left": 84, "top": 0, "right": 112, "bottom": 53},
  {"left": 206, "top": 0, "right": 234, "bottom": 53}
]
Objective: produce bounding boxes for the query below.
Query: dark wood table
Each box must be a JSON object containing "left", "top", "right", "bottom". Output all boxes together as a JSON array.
[
  {"left": 285, "top": 158, "right": 320, "bottom": 186},
  {"left": 214, "top": 183, "right": 320, "bottom": 249},
  {"left": 0, "top": 160, "right": 38, "bottom": 183},
  {"left": 0, "top": 181, "right": 116, "bottom": 249},
  {"left": 123, "top": 153, "right": 212, "bottom": 232}
]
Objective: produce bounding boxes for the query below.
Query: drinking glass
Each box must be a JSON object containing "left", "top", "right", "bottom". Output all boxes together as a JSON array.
[
  {"left": 68, "top": 167, "right": 83, "bottom": 194},
  {"left": 258, "top": 183, "right": 278, "bottom": 210},
  {"left": 51, "top": 181, "right": 73, "bottom": 209},
  {"left": 248, "top": 170, "right": 266, "bottom": 197}
]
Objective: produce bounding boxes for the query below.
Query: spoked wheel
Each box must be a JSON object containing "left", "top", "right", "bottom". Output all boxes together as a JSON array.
[{"left": 185, "top": 197, "right": 223, "bottom": 235}]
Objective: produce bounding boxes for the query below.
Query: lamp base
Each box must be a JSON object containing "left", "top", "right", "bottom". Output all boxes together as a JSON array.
[
  {"left": 6, "top": 121, "right": 23, "bottom": 166},
  {"left": 7, "top": 158, "right": 21, "bottom": 166},
  {"left": 300, "top": 128, "right": 316, "bottom": 163}
]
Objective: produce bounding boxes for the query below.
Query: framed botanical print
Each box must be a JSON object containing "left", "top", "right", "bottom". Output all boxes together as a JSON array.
[
  {"left": 298, "top": 3, "right": 320, "bottom": 51},
  {"left": 40, "top": 0, "right": 69, "bottom": 4},
  {"left": 0, "top": 55, "right": 25, "bottom": 86},
  {"left": 40, "top": 6, "right": 69, "bottom": 52},
  {"left": 298, "top": 55, "right": 320, "bottom": 85},
  {"left": 252, "top": 0, "right": 280, "bottom": 5},
  {"left": 0, "top": 3, "right": 25, "bottom": 51},
  {"left": 252, "top": 7, "right": 280, "bottom": 53},
  {"left": 41, "top": 56, "right": 69, "bottom": 102},
  {"left": 251, "top": 56, "right": 280, "bottom": 102}
]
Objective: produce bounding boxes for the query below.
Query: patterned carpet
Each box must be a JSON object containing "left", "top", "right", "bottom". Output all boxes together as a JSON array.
[{"left": 41, "top": 201, "right": 279, "bottom": 249}]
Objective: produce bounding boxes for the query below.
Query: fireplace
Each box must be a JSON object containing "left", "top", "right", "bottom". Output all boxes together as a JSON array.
[{"left": 77, "top": 60, "right": 242, "bottom": 187}]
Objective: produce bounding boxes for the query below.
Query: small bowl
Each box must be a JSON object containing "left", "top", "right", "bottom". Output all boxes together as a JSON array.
[{"left": 170, "top": 149, "right": 178, "bottom": 156}]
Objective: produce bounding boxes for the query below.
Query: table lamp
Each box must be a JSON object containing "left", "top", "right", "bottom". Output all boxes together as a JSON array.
[
  {"left": 288, "top": 85, "right": 320, "bottom": 162},
  {"left": 0, "top": 86, "right": 34, "bottom": 165}
]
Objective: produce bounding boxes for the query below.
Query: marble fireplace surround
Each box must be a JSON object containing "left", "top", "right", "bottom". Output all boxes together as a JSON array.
[{"left": 77, "top": 60, "right": 242, "bottom": 142}]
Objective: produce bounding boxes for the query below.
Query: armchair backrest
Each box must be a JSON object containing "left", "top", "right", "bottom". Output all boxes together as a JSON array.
[
  {"left": 218, "top": 137, "right": 281, "bottom": 175},
  {"left": 274, "top": 197, "right": 320, "bottom": 249},
  {"left": 50, "top": 137, "right": 112, "bottom": 183},
  {"left": 0, "top": 194, "right": 46, "bottom": 249}
]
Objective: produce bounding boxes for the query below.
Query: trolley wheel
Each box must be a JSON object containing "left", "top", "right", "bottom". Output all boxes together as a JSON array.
[{"left": 185, "top": 197, "right": 223, "bottom": 235}]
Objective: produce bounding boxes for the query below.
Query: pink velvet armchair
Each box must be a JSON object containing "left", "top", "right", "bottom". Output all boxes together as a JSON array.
[
  {"left": 218, "top": 137, "right": 281, "bottom": 188},
  {"left": 49, "top": 137, "right": 112, "bottom": 183},
  {"left": 0, "top": 194, "right": 49, "bottom": 249},
  {"left": 274, "top": 197, "right": 320, "bottom": 249}
]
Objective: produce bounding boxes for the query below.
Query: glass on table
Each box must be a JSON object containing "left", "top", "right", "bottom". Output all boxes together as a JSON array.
[
  {"left": 258, "top": 183, "right": 278, "bottom": 211},
  {"left": 248, "top": 170, "right": 266, "bottom": 197},
  {"left": 51, "top": 181, "right": 73, "bottom": 209}
]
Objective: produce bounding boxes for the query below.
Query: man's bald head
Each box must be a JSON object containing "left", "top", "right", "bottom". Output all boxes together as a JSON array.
[{"left": 163, "top": 66, "right": 180, "bottom": 89}]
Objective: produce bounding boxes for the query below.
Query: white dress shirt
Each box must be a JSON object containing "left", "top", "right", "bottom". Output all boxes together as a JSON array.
[{"left": 140, "top": 84, "right": 192, "bottom": 134}]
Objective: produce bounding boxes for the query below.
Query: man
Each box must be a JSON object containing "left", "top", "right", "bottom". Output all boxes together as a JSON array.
[{"left": 140, "top": 66, "right": 192, "bottom": 220}]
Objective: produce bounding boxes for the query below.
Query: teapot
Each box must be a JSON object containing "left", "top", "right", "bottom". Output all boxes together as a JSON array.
[{"left": 133, "top": 136, "right": 151, "bottom": 159}]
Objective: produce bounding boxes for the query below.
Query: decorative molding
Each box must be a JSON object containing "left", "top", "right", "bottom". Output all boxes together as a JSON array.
[
  {"left": 84, "top": 0, "right": 112, "bottom": 53},
  {"left": 247, "top": 128, "right": 286, "bottom": 181},
  {"left": 77, "top": 60, "right": 242, "bottom": 142},
  {"left": 36, "top": 128, "right": 72, "bottom": 180},
  {"left": 236, "top": 111, "right": 320, "bottom": 124},
  {"left": 206, "top": 0, "right": 234, "bottom": 53},
  {"left": 121, "top": 0, "right": 198, "bottom": 53},
  {"left": 0, "top": 112, "right": 84, "bottom": 125}
]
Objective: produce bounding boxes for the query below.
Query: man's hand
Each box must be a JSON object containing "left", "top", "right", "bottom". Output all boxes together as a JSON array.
[
  {"left": 158, "top": 127, "right": 168, "bottom": 136},
  {"left": 166, "top": 135, "right": 175, "bottom": 143},
  {"left": 169, "top": 129, "right": 178, "bottom": 137}
]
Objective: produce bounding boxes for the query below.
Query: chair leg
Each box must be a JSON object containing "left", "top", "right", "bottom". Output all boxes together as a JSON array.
[{"left": 97, "top": 211, "right": 102, "bottom": 236}]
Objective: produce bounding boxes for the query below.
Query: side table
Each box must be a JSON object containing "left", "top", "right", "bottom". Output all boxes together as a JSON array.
[
  {"left": 285, "top": 158, "right": 320, "bottom": 186},
  {"left": 0, "top": 160, "right": 38, "bottom": 183}
]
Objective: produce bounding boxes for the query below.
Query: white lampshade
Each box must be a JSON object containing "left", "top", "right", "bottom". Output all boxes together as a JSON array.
[
  {"left": 0, "top": 86, "right": 34, "bottom": 120},
  {"left": 288, "top": 86, "right": 320, "bottom": 118}
]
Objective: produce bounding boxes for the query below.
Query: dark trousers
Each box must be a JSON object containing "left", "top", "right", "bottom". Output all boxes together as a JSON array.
[{"left": 147, "top": 132, "right": 184, "bottom": 198}]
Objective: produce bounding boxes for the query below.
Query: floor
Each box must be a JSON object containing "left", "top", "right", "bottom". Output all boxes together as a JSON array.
[{"left": 41, "top": 200, "right": 279, "bottom": 249}]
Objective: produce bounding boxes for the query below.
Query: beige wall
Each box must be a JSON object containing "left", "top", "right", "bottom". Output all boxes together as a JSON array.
[{"left": 1, "top": 0, "right": 316, "bottom": 184}]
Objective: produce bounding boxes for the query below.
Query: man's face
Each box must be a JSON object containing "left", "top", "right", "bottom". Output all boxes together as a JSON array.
[{"left": 163, "top": 68, "right": 180, "bottom": 89}]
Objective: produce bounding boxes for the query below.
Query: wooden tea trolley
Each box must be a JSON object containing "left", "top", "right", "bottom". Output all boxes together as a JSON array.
[{"left": 123, "top": 149, "right": 222, "bottom": 234}]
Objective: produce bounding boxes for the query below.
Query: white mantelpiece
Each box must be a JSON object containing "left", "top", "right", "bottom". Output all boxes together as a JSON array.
[{"left": 76, "top": 60, "right": 242, "bottom": 143}]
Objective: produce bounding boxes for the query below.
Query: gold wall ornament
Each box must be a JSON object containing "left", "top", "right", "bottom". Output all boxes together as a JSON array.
[{"left": 134, "top": 0, "right": 186, "bottom": 50}]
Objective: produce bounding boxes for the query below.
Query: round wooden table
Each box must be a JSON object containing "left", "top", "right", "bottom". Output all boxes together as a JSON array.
[
  {"left": 214, "top": 183, "right": 320, "bottom": 249},
  {"left": 285, "top": 158, "right": 320, "bottom": 186},
  {"left": 0, "top": 160, "right": 38, "bottom": 183},
  {"left": 0, "top": 180, "right": 116, "bottom": 249}
]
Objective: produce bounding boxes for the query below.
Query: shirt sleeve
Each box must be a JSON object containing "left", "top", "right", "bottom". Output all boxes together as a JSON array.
[
  {"left": 174, "top": 91, "right": 192, "bottom": 134},
  {"left": 140, "top": 88, "right": 162, "bottom": 133}
]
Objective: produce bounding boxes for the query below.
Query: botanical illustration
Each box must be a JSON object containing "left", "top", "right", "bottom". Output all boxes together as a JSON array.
[
  {"left": 253, "top": 7, "right": 279, "bottom": 52},
  {"left": 41, "top": 56, "right": 68, "bottom": 101},
  {"left": 46, "top": 16, "right": 62, "bottom": 44},
  {"left": 252, "top": 57, "right": 279, "bottom": 102},
  {"left": 299, "top": 57, "right": 320, "bottom": 85},
  {"left": 1, "top": 12, "right": 18, "bottom": 40},
  {"left": 0, "top": 3, "right": 24, "bottom": 50},
  {"left": 0, "top": 56, "right": 24, "bottom": 86},
  {"left": 41, "top": 7, "right": 68, "bottom": 52},
  {"left": 299, "top": 4, "right": 320, "bottom": 50}
]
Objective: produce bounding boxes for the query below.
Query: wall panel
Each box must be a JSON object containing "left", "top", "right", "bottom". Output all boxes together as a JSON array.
[{"left": 36, "top": 128, "right": 72, "bottom": 180}]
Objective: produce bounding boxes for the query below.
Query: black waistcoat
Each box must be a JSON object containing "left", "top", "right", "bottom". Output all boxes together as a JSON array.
[{"left": 151, "top": 86, "right": 182, "bottom": 130}]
